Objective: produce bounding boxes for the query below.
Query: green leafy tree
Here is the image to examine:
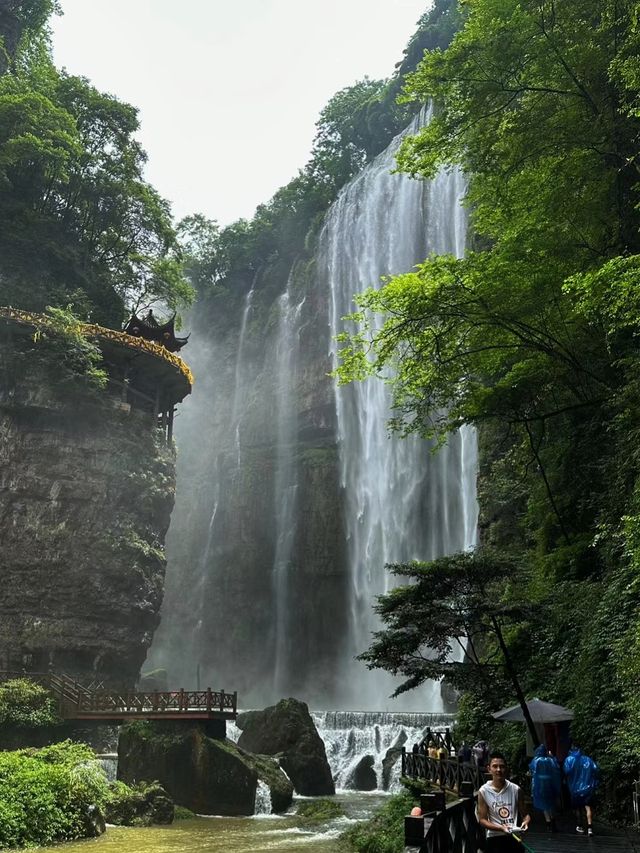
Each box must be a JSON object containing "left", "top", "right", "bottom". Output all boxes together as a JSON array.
[
  {"left": 0, "top": 8, "right": 193, "bottom": 326},
  {"left": 336, "top": 0, "right": 640, "bottom": 809},
  {"left": 361, "top": 550, "right": 541, "bottom": 743}
]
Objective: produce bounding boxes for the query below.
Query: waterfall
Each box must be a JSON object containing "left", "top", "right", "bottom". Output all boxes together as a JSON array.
[
  {"left": 254, "top": 780, "right": 273, "bottom": 816},
  {"left": 96, "top": 753, "right": 118, "bottom": 783},
  {"left": 321, "top": 106, "right": 479, "bottom": 709},
  {"left": 313, "top": 710, "right": 454, "bottom": 792},
  {"left": 272, "top": 278, "right": 306, "bottom": 696},
  {"left": 148, "top": 106, "right": 478, "bottom": 712}
]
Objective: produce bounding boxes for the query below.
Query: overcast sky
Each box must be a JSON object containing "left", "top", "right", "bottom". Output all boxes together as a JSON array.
[{"left": 51, "top": 0, "right": 429, "bottom": 227}]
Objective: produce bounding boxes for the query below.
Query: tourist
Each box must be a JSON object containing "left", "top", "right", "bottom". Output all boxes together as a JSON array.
[
  {"left": 529, "top": 744, "right": 561, "bottom": 831},
  {"left": 427, "top": 741, "right": 438, "bottom": 759},
  {"left": 458, "top": 742, "right": 472, "bottom": 765},
  {"left": 473, "top": 739, "right": 490, "bottom": 768},
  {"left": 563, "top": 746, "right": 599, "bottom": 835},
  {"left": 478, "top": 751, "right": 531, "bottom": 853},
  {"left": 437, "top": 743, "right": 449, "bottom": 760}
]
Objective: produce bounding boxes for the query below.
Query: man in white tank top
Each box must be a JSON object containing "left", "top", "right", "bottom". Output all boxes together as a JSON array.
[{"left": 478, "top": 752, "right": 531, "bottom": 853}]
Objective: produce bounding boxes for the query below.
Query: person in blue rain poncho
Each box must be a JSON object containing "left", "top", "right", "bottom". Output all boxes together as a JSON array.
[
  {"left": 529, "top": 745, "right": 561, "bottom": 832},
  {"left": 563, "top": 747, "right": 599, "bottom": 835}
]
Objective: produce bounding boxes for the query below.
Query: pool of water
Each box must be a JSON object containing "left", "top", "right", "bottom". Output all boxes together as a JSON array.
[{"left": 59, "top": 792, "right": 389, "bottom": 853}]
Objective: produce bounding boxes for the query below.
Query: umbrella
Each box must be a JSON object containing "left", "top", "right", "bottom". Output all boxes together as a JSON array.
[{"left": 492, "top": 698, "right": 574, "bottom": 723}]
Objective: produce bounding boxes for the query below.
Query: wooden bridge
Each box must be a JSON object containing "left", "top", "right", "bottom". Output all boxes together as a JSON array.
[{"left": 0, "top": 671, "right": 238, "bottom": 722}]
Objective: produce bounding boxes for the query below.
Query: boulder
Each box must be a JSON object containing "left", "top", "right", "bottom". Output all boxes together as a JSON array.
[
  {"left": 237, "top": 698, "right": 334, "bottom": 795},
  {"left": 347, "top": 754, "right": 377, "bottom": 791},
  {"left": 117, "top": 721, "right": 292, "bottom": 816},
  {"left": 105, "top": 781, "right": 174, "bottom": 826}
]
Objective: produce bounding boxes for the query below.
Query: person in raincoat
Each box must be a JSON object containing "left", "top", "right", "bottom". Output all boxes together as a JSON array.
[
  {"left": 529, "top": 745, "right": 561, "bottom": 831},
  {"left": 563, "top": 747, "right": 599, "bottom": 835}
]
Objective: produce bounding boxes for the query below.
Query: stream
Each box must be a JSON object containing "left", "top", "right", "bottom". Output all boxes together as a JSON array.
[{"left": 60, "top": 792, "right": 390, "bottom": 853}]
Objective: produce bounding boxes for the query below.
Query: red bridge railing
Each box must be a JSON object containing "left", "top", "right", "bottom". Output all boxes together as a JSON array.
[{"left": 0, "top": 671, "right": 237, "bottom": 720}]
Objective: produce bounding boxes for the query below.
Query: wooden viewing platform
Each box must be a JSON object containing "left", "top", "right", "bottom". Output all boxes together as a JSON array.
[{"left": 0, "top": 671, "right": 238, "bottom": 722}]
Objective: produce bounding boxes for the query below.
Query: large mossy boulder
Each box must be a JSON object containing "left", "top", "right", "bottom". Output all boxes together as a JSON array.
[
  {"left": 105, "top": 780, "right": 174, "bottom": 826},
  {"left": 117, "top": 721, "right": 292, "bottom": 815},
  {"left": 236, "top": 698, "right": 334, "bottom": 795}
]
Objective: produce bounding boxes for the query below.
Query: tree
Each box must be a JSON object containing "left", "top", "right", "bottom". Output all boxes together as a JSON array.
[
  {"left": 337, "top": 1, "right": 640, "bottom": 802},
  {"left": 0, "top": 9, "right": 193, "bottom": 325},
  {"left": 361, "top": 549, "right": 541, "bottom": 743}
]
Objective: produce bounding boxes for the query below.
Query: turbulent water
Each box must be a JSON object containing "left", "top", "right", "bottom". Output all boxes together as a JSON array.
[
  {"left": 321, "top": 107, "right": 478, "bottom": 708},
  {"left": 59, "top": 794, "right": 390, "bottom": 853},
  {"left": 149, "top": 106, "right": 477, "bottom": 710}
]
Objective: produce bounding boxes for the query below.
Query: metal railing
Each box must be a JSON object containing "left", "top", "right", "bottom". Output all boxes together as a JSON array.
[
  {"left": 405, "top": 790, "right": 481, "bottom": 852},
  {"left": 403, "top": 750, "right": 486, "bottom": 794}
]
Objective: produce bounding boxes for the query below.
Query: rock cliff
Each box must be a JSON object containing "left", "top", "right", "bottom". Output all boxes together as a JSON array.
[
  {"left": 0, "top": 319, "right": 182, "bottom": 685},
  {"left": 150, "top": 256, "right": 350, "bottom": 706}
]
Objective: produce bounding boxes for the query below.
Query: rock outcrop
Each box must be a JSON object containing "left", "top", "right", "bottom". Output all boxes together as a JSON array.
[
  {"left": 381, "top": 730, "right": 407, "bottom": 790},
  {"left": 236, "top": 698, "right": 335, "bottom": 795},
  {"left": 105, "top": 781, "right": 174, "bottom": 826},
  {"left": 0, "top": 322, "right": 183, "bottom": 686},
  {"left": 117, "top": 721, "right": 293, "bottom": 816},
  {"left": 348, "top": 754, "right": 377, "bottom": 791}
]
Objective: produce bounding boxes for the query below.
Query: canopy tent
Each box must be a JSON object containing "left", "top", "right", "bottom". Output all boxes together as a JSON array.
[{"left": 492, "top": 698, "right": 574, "bottom": 723}]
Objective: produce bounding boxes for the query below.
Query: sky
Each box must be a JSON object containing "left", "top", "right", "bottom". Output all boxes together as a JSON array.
[{"left": 51, "top": 0, "right": 429, "bottom": 227}]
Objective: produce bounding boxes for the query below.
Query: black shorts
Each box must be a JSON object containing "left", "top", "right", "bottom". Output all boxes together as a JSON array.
[{"left": 486, "top": 834, "right": 523, "bottom": 853}]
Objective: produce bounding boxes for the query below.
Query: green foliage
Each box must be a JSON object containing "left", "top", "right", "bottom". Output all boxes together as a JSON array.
[
  {"left": 360, "top": 549, "right": 532, "bottom": 698},
  {"left": 337, "top": 0, "right": 640, "bottom": 818},
  {"left": 0, "top": 7, "right": 193, "bottom": 326},
  {"left": 0, "top": 678, "right": 60, "bottom": 728},
  {"left": 0, "top": 740, "right": 110, "bottom": 849},
  {"left": 187, "top": 2, "right": 463, "bottom": 320},
  {"left": 33, "top": 305, "right": 108, "bottom": 390},
  {"left": 296, "top": 798, "right": 345, "bottom": 823},
  {"left": 173, "top": 804, "right": 196, "bottom": 820},
  {"left": 342, "top": 790, "right": 416, "bottom": 853}
]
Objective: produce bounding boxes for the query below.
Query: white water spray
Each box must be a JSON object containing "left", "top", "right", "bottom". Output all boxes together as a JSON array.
[{"left": 321, "top": 106, "right": 479, "bottom": 709}]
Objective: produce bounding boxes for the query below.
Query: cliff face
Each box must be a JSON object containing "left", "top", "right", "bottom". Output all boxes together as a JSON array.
[
  {"left": 150, "top": 254, "right": 350, "bottom": 706},
  {"left": 0, "top": 333, "right": 177, "bottom": 686}
]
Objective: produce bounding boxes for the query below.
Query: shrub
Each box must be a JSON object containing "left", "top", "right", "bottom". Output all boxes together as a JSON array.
[
  {"left": 0, "top": 679, "right": 61, "bottom": 729},
  {"left": 104, "top": 780, "right": 174, "bottom": 826},
  {"left": 0, "top": 741, "right": 110, "bottom": 849},
  {"left": 174, "top": 804, "right": 197, "bottom": 820}
]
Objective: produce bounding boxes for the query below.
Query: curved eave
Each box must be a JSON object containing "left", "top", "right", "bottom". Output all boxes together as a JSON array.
[{"left": 0, "top": 308, "right": 193, "bottom": 406}]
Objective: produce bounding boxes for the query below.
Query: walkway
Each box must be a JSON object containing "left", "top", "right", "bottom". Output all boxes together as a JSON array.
[
  {"left": 526, "top": 816, "right": 638, "bottom": 853},
  {"left": 0, "top": 670, "right": 238, "bottom": 721}
]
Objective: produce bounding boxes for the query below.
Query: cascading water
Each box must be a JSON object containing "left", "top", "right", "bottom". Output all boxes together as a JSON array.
[
  {"left": 313, "top": 711, "right": 454, "bottom": 792},
  {"left": 321, "top": 106, "right": 478, "bottom": 709},
  {"left": 149, "top": 105, "right": 477, "bottom": 711},
  {"left": 253, "top": 781, "right": 273, "bottom": 816},
  {"left": 271, "top": 280, "right": 306, "bottom": 695}
]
